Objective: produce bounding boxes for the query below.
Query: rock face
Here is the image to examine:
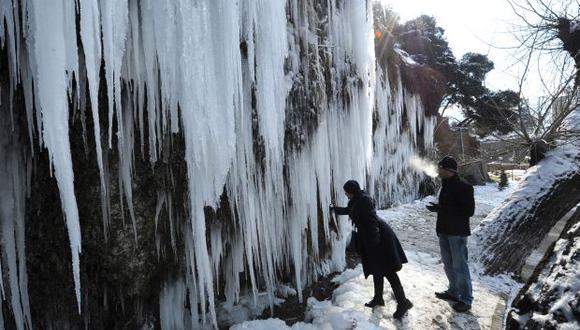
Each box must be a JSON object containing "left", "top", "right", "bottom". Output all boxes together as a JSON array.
[
  {"left": 506, "top": 208, "right": 580, "bottom": 330},
  {"left": 0, "top": 1, "right": 443, "bottom": 328}
]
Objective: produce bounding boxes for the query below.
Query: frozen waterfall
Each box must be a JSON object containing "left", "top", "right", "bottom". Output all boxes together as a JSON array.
[{"left": 0, "top": 0, "right": 436, "bottom": 328}]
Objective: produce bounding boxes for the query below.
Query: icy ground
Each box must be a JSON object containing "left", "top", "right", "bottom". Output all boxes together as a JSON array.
[{"left": 232, "top": 183, "right": 522, "bottom": 329}]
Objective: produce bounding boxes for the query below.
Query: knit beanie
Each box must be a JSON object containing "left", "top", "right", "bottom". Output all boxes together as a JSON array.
[
  {"left": 438, "top": 156, "right": 458, "bottom": 173},
  {"left": 343, "top": 180, "right": 361, "bottom": 194}
]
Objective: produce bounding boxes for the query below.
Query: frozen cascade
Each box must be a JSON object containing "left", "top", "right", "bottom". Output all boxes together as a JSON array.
[
  {"left": 370, "top": 68, "right": 437, "bottom": 206},
  {"left": 0, "top": 0, "right": 437, "bottom": 328}
]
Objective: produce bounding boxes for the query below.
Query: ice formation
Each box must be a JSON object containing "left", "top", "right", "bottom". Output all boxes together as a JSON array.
[
  {"left": 0, "top": 96, "right": 31, "bottom": 330},
  {"left": 0, "top": 0, "right": 436, "bottom": 328}
]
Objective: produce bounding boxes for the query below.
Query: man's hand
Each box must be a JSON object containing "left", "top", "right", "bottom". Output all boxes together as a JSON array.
[{"left": 426, "top": 202, "right": 440, "bottom": 212}]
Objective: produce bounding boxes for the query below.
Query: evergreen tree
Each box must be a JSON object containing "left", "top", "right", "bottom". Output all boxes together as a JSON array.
[
  {"left": 498, "top": 170, "right": 509, "bottom": 191},
  {"left": 373, "top": 8, "right": 524, "bottom": 137}
]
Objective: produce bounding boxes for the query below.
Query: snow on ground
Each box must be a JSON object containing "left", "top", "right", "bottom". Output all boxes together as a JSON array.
[
  {"left": 232, "top": 183, "right": 521, "bottom": 329},
  {"left": 518, "top": 221, "right": 580, "bottom": 329},
  {"left": 378, "top": 182, "right": 515, "bottom": 256},
  {"left": 216, "top": 293, "right": 286, "bottom": 326}
]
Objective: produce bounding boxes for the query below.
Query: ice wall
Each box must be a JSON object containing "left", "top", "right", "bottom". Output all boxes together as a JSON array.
[{"left": 0, "top": 0, "right": 436, "bottom": 328}]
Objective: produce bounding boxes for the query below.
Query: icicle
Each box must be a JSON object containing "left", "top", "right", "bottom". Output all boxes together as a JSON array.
[
  {"left": 63, "top": 0, "right": 79, "bottom": 92},
  {"left": 99, "top": 0, "right": 129, "bottom": 149},
  {"left": 79, "top": 0, "right": 111, "bottom": 236},
  {"left": 117, "top": 86, "right": 137, "bottom": 242},
  {"left": 223, "top": 236, "right": 244, "bottom": 306},
  {"left": 253, "top": 0, "right": 288, "bottom": 154},
  {"left": 167, "top": 194, "right": 176, "bottom": 254},
  {"left": 0, "top": 0, "right": 18, "bottom": 89},
  {"left": 154, "top": 191, "right": 166, "bottom": 259},
  {"left": 1, "top": 78, "right": 32, "bottom": 330},
  {"left": 159, "top": 278, "right": 188, "bottom": 330},
  {"left": 139, "top": 1, "right": 160, "bottom": 162},
  {"left": 101, "top": 148, "right": 113, "bottom": 240},
  {"left": 1, "top": 190, "right": 25, "bottom": 330},
  {"left": 19, "top": 51, "right": 36, "bottom": 151},
  {"left": 147, "top": 0, "right": 180, "bottom": 135},
  {"left": 174, "top": 0, "right": 243, "bottom": 325},
  {"left": 27, "top": 0, "right": 83, "bottom": 313},
  {"left": 126, "top": 0, "right": 146, "bottom": 155},
  {"left": 15, "top": 166, "right": 32, "bottom": 329},
  {"left": 210, "top": 224, "right": 223, "bottom": 292}
]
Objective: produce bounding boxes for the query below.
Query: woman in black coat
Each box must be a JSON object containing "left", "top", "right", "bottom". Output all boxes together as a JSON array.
[{"left": 331, "top": 180, "right": 413, "bottom": 319}]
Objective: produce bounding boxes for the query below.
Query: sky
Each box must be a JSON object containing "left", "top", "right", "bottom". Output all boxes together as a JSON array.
[
  {"left": 382, "top": 0, "right": 520, "bottom": 90},
  {"left": 378, "top": 0, "right": 572, "bottom": 121}
]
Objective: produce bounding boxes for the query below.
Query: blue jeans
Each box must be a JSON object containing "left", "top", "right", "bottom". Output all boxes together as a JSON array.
[{"left": 438, "top": 234, "right": 473, "bottom": 305}]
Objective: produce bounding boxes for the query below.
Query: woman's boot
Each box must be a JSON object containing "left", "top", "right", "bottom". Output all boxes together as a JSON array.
[
  {"left": 393, "top": 299, "right": 413, "bottom": 319},
  {"left": 365, "top": 275, "right": 386, "bottom": 308}
]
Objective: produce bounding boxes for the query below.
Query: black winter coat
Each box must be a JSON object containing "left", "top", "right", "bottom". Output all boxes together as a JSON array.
[
  {"left": 436, "top": 175, "right": 475, "bottom": 236},
  {"left": 334, "top": 192, "right": 407, "bottom": 278}
]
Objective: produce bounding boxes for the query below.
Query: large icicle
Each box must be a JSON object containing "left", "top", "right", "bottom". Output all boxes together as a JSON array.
[
  {"left": 99, "top": 0, "right": 138, "bottom": 238},
  {"left": 27, "top": 0, "right": 83, "bottom": 313},
  {"left": 137, "top": 1, "right": 160, "bottom": 162},
  {"left": 99, "top": 0, "right": 129, "bottom": 149},
  {"left": 174, "top": 0, "right": 241, "bottom": 325},
  {"left": 79, "top": 0, "right": 111, "bottom": 237}
]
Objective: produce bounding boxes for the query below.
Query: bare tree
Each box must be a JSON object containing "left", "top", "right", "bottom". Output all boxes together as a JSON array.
[
  {"left": 476, "top": 0, "right": 580, "bottom": 277},
  {"left": 460, "top": 0, "right": 579, "bottom": 172},
  {"left": 506, "top": 0, "right": 580, "bottom": 148}
]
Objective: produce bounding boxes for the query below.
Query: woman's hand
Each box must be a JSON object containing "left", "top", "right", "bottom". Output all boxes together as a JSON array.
[{"left": 426, "top": 202, "right": 440, "bottom": 212}]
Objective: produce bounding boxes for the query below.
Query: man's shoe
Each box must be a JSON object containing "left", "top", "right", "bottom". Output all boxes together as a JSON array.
[
  {"left": 393, "top": 299, "right": 413, "bottom": 319},
  {"left": 364, "top": 298, "right": 385, "bottom": 308},
  {"left": 452, "top": 301, "right": 471, "bottom": 312},
  {"left": 435, "top": 291, "right": 459, "bottom": 302}
]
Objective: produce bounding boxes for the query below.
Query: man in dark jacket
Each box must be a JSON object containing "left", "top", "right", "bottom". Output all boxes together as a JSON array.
[
  {"left": 332, "top": 180, "right": 413, "bottom": 319},
  {"left": 426, "top": 156, "right": 475, "bottom": 312}
]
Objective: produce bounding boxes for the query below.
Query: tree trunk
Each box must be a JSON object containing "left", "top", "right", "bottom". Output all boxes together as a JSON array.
[
  {"left": 505, "top": 207, "right": 580, "bottom": 329},
  {"left": 475, "top": 151, "right": 580, "bottom": 275}
]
